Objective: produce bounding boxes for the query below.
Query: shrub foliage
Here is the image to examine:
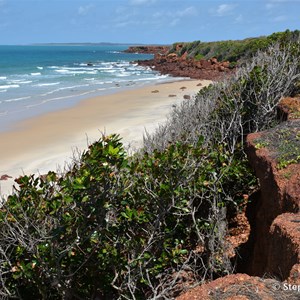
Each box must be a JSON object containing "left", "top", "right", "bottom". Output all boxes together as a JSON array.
[
  {"left": 0, "top": 37, "right": 300, "bottom": 299},
  {"left": 0, "top": 135, "right": 255, "bottom": 299},
  {"left": 169, "top": 29, "right": 300, "bottom": 63}
]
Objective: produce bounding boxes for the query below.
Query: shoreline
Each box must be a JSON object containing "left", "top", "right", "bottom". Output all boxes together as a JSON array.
[{"left": 0, "top": 79, "right": 212, "bottom": 196}]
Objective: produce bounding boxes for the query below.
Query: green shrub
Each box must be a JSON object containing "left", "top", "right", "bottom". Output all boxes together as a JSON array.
[
  {"left": 169, "top": 29, "right": 300, "bottom": 63},
  {"left": 0, "top": 133, "right": 257, "bottom": 299},
  {"left": 1, "top": 33, "right": 300, "bottom": 299},
  {"left": 195, "top": 53, "right": 204, "bottom": 60},
  {"left": 144, "top": 41, "right": 300, "bottom": 152}
]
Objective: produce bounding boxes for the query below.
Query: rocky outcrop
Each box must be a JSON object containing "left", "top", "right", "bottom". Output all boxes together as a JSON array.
[
  {"left": 124, "top": 45, "right": 169, "bottom": 55},
  {"left": 240, "top": 98, "right": 300, "bottom": 280},
  {"left": 268, "top": 213, "right": 300, "bottom": 279},
  {"left": 137, "top": 54, "right": 233, "bottom": 81},
  {"left": 125, "top": 45, "right": 234, "bottom": 80},
  {"left": 0, "top": 174, "right": 12, "bottom": 181},
  {"left": 177, "top": 273, "right": 300, "bottom": 299},
  {"left": 176, "top": 97, "right": 300, "bottom": 298}
]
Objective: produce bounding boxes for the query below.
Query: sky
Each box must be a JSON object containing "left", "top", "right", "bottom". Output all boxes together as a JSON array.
[{"left": 0, "top": 0, "right": 299, "bottom": 45}]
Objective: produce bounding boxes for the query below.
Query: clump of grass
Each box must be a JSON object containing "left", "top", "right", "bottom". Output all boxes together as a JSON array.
[
  {"left": 257, "top": 121, "right": 300, "bottom": 169},
  {"left": 254, "top": 138, "right": 270, "bottom": 150}
]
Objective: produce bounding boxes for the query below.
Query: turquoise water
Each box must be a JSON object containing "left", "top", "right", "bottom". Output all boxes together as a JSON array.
[{"left": 0, "top": 45, "right": 172, "bottom": 132}]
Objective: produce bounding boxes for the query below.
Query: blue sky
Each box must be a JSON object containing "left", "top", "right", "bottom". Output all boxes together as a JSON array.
[{"left": 0, "top": 0, "right": 299, "bottom": 45}]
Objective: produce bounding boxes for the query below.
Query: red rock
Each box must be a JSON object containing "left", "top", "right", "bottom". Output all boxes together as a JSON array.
[
  {"left": 133, "top": 45, "right": 233, "bottom": 81},
  {"left": 124, "top": 45, "right": 169, "bottom": 55},
  {"left": 0, "top": 174, "right": 12, "bottom": 181},
  {"left": 181, "top": 51, "right": 188, "bottom": 60},
  {"left": 200, "top": 59, "right": 211, "bottom": 68},
  {"left": 243, "top": 101, "right": 300, "bottom": 279},
  {"left": 288, "top": 264, "right": 300, "bottom": 284},
  {"left": 268, "top": 213, "right": 300, "bottom": 280},
  {"left": 210, "top": 57, "right": 218, "bottom": 64},
  {"left": 218, "top": 65, "right": 226, "bottom": 72},
  {"left": 222, "top": 61, "right": 230, "bottom": 68},
  {"left": 194, "top": 61, "right": 202, "bottom": 69},
  {"left": 278, "top": 97, "right": 300, "bottom": 120},
  {"left": 176, "top": 273, "right": 299, "bottom": 300},
  {"left": 176, "top": 44, "right": 183, "bottom": 52},
  {"left": 136, "top": 57, "right": 232, "bottom": 80}
]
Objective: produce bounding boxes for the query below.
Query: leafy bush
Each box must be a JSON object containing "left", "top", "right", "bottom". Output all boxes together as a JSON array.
[
  {"left": 0, "top": 134, "right": 255, "bottom": 299},
  {"left": 0, "top": 36, "right": 300, "bottom": 299},
  {"left": 169, "top": 30, "right": 300, "bottom": 63},
  {"left": 144, "top": 42, "right": 300, "bottom": 152}
]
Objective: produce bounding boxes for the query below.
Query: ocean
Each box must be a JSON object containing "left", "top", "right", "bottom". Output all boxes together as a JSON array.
[{"left": 0, "top": 44, "right": 174, "bottom": 132}]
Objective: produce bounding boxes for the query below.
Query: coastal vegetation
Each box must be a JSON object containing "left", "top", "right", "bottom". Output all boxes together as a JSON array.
[
  {"left": 169, "top": 29, "right": 300, "bottom": 64},
  {"left": 254, "top": 121, "right": 300, "bottom": 169},
  {"left": 0, "top": 32, "right": 300, "bottom": 299}
]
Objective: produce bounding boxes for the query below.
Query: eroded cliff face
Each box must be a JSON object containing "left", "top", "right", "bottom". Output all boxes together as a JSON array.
[
  {"left": 242, "top": 98, "right": 300, "bottom": 279},
  {"left": 176, "top": 97, "right": 300, "bottom": 299}
]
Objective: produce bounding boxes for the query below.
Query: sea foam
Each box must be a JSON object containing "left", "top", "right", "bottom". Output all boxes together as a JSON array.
[{"left": 0, "top": 84, "right": 20, "bottom": 89}]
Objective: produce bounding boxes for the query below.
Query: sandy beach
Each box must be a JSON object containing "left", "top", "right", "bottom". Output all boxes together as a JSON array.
[{"left": 0, "top": 79, "right": 211, "bottom": 196}]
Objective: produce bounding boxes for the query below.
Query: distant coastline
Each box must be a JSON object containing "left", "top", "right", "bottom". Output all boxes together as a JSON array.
[{"left": 29, "top": 42, "right": 170, "bottom": 47}]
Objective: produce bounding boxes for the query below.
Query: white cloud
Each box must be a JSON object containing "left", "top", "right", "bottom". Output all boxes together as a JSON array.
[
  {"left": 113, "top": 9, "right": 139, "bottom": 28},
  {"left": 266, "top": 0, "right": 299, "bottom": 10},
  {"left": 115, "top": 20, "right": 139, "bottom": 28},
  {"left": 235, "top": 14, "right": 243, "bottom": 23},
  {"left": 0, "top": 22, "right": 8, "bottom": 28},
  {"left": 78, "top": 4, "right": 94, "bottom": 16},
  {"left": 266, "top": 3, "right": 275, "bottom": 10},
  {"left": 153, "top": 11, "right": 163, "bottom": 18},
  {"left": 129, "top": 0, "right": 157, "bottom": 5},
  {"left": 153, "top": 6, "right": 198, "bottom": 19},
  {"left": 0, "top": 0, "right": 9, "bottom": 14},
  {"left": 153, "top": 6, "right": 198, "bottom": 23},
  {"left": 273, "top": 15, "right": 287, "bottom": 22},
  {"left": 115, "top": 6, "right": 127, "bottom": 14},
  {"left": 170, "top": 18, "right": 180, "bottom": 27},
  {"left": 177, "top": 6, "right": 198, "bottom": 17},
  {"left": 215, "top": 4, "right": 235, "bottom": 17},
  {"left": 114, "top": 4, "right": 197, "bottom": 29}
]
